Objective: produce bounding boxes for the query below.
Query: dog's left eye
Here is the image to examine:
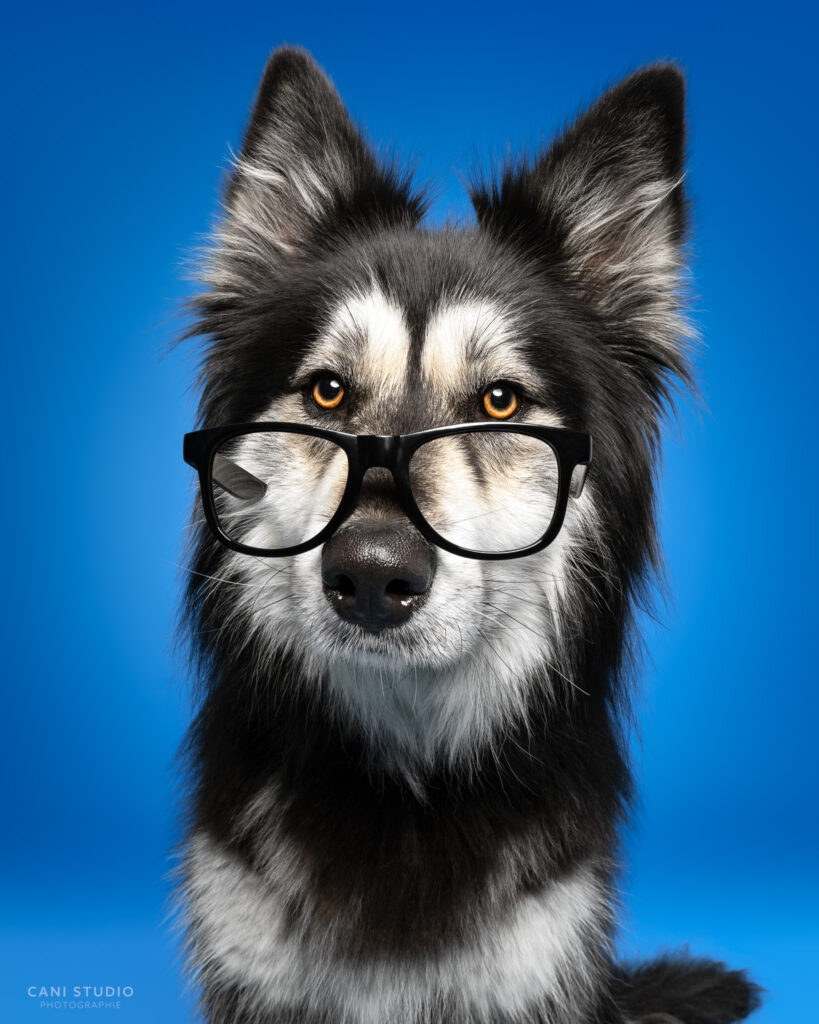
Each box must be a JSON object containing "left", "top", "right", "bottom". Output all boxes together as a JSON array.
[{"left": 482, "top": 383, "right": 520, "bottom": 419}]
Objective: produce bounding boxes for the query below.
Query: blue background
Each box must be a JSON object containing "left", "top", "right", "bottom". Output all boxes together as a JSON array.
[{"left": 1, "top": 1, "right": 815, "bottom": 1020}]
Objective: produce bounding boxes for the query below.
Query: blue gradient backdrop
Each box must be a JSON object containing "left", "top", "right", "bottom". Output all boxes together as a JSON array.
[{"left": 1, "top": 1, "right": 815, "bottom": 1020}]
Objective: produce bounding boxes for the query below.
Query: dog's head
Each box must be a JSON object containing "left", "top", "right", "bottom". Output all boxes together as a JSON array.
[{"left": 185, "top": 49, "right": 690, "bottom": 771}]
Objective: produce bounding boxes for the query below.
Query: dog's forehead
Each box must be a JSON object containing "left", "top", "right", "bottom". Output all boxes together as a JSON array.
[{"left": 294, "top": 285, "right": 537, "bottom": 398}]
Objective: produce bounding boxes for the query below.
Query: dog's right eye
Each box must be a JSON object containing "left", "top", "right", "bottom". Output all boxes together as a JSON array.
[{"left": 312, "top": 374, "right": 345, "bottom": 410}]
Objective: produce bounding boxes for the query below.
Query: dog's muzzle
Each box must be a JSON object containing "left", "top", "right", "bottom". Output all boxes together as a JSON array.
[{"left": 321, "top": 526, "right": 437, "bottom": 633}]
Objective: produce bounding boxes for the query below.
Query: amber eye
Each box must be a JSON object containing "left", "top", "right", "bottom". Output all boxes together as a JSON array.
[
  {"left": 482, "top": 383, "right": 519, "bottom": 419},
  {"left": 312, "top": 374, "right": 345, "bottom": 410}
]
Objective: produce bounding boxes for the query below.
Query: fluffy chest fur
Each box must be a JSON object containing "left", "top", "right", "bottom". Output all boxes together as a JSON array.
[{"left": 185, "top": 827, "right": 608, "bottom": 1024}]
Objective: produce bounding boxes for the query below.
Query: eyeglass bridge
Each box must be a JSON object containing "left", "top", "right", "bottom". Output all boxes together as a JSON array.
[{"left": 356, "top": 434, "right": 401, "bottom": 470}]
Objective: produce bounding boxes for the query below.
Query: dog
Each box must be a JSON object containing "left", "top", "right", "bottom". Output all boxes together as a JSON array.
[{"left": 177, "top": 46, "right": 761, "bottom": 1024}]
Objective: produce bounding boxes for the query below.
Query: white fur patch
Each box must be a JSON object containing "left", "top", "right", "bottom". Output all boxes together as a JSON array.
[
  {"left": 422, "top": 301, "right": 510, "bottom": 385},
  {"left": 296, "top": 288, "right": 412, "bottom": 396},
  {"left": 420, "top": 299, "right": 552, "bottom": 402},
  {"left": 184, "top": 828, "right": 607, "bottom": 1023}
]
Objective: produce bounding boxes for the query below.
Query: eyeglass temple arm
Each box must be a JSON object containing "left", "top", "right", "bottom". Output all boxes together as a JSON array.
[
  {"left": 211, "top": 454, "right": 268, "bottom": 500},
  {"left": 569, "top": 463, "right": 589, "bottom": 499}
]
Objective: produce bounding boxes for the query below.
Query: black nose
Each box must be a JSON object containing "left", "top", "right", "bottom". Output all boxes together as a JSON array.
[{"left": 321, "top": 526, "right": 437, "bottom": 632}]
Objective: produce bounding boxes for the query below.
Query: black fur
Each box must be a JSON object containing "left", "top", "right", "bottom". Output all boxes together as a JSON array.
[
  {"left": 178, "top": 48, "right": 761, "bottom": 1024},
  {"left": 612, "top": 956, "right": 763, "bottom": 1024}
]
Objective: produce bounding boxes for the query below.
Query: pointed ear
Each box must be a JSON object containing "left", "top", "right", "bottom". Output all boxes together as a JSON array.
[
  {"left": 472, "top": 66, "right": 690, "bottom": 366},
  {"left": 204, "top": 48, "right": 423, "bottom": 300}
]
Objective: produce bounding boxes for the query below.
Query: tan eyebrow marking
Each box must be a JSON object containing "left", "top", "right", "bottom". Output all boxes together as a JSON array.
[
  {"left": 295, "top": 288, "right": 412, "bottom": 392},
  {"left": 421, "top": 301, "right": 533, "bottom": 392}
]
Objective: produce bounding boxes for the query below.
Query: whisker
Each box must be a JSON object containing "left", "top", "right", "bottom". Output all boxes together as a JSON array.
[{"left": 167, "top": 560, "right": 282, "bottom": 589}]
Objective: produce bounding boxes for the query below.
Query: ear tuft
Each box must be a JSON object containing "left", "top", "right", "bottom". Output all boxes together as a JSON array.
[
  {"left": 201, "top": 47, "right": 424, "bottom": 304},
  {"left": 472, "top": 64, "right": 692, "bottom": 372}
]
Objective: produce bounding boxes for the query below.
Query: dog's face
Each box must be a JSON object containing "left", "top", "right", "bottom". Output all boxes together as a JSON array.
[{"left": 187, "top": 50, "right": 689, "bottom": 770}]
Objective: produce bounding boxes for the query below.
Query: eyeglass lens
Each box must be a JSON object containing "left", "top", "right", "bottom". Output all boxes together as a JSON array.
[{"left": 408, "top": 432, "right": 559, "bottom": 554}]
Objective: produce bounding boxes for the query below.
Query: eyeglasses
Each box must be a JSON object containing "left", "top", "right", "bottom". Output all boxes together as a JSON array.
[{"left": 183, "top": 422, "right": 592, "bottom": 560}]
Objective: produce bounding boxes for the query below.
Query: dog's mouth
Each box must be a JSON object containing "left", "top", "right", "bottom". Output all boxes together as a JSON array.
[
  {"left": 308, "top": 588, "right": 472, "bottom": 671},
  {"left": 321, "top": 611, "right": 439, "bottom": 661}
]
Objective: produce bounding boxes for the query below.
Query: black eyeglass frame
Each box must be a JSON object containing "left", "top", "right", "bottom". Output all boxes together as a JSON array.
[{"left": 183, "top": 421, "right": 592, "bottom": 561}]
